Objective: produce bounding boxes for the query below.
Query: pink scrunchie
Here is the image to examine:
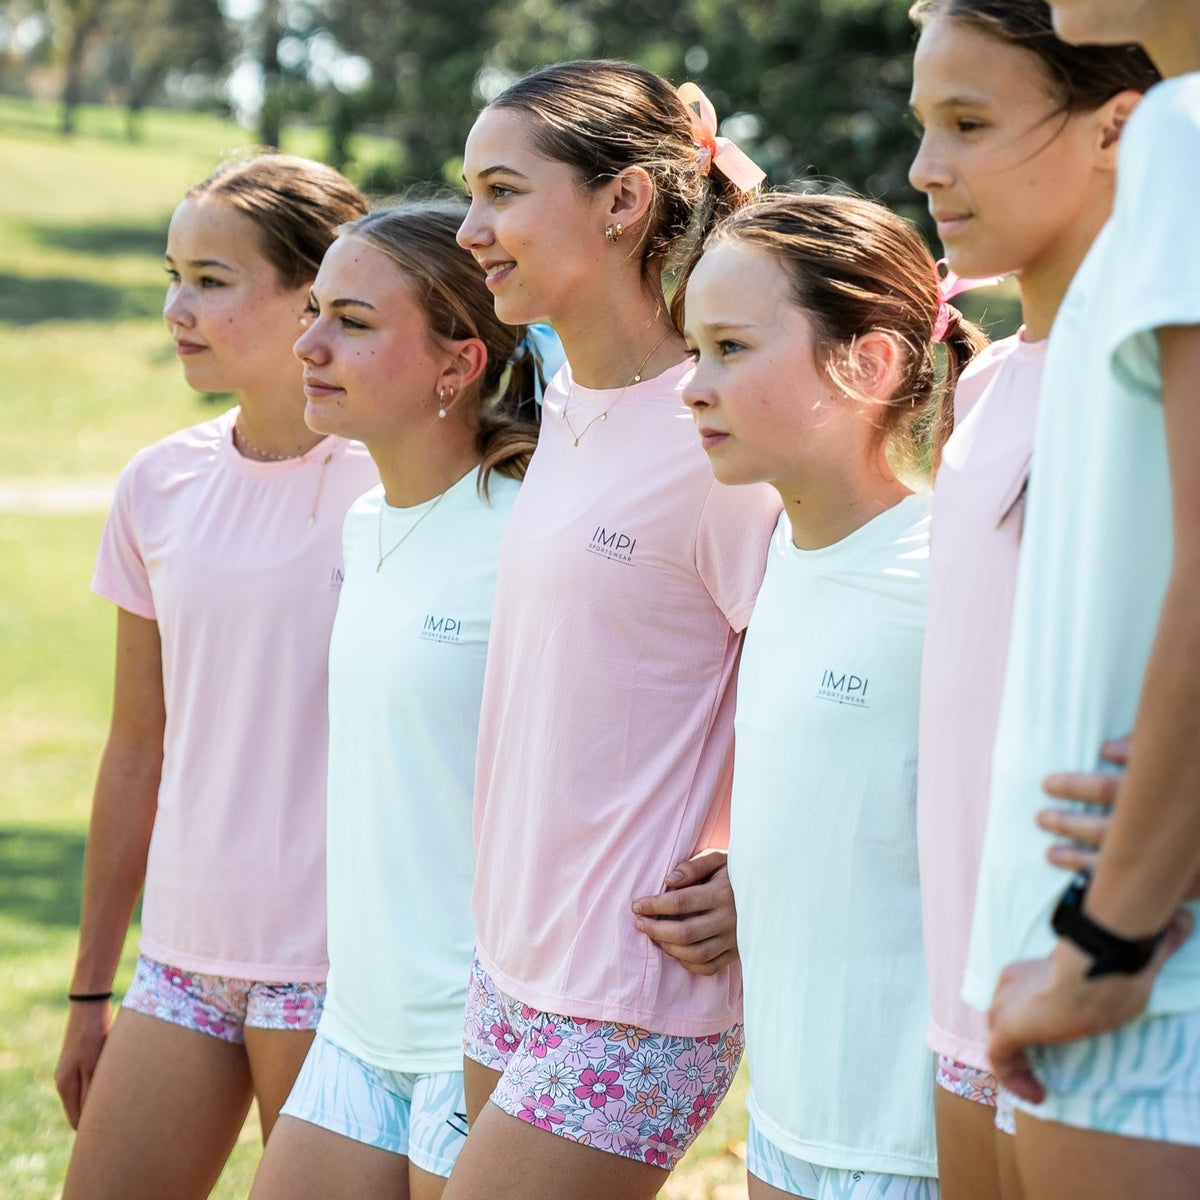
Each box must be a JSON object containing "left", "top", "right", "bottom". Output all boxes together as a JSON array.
[
  {"left": 932, "top": 259, "right": 1004, "bottom": 343},
  {"left": 677, "top": 82, "right": 766, "bottom": 193}
]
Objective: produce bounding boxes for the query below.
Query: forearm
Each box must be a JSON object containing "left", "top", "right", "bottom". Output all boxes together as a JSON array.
[
  {"left": 1086, "top": 566, "right": 1200, "bottom": 935},
  {"left": 70, "top": 742, "right": 160, "bottom": 992}
]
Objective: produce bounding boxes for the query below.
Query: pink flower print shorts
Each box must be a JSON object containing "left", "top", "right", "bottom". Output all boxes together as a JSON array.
[
  {"left": 462, "top": 950, "right": 744, "bottom": 1168},
  {"left": 935, "top": 1054, "right": 1015, "bottom": 1135},
  {"left": 122, "top": 953, "right": 325, "bottom": 1043}
]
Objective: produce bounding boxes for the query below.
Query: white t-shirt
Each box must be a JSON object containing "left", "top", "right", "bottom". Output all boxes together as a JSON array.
[
  {"left": 965, "top": 74, "right": 1200, "bottom": 1015},
  {"left": 318, "top": 469, "right": 519, "bottom": 1072},
  {"left": 730, "top": 494, "right": 936, "bottom": 1176},
  {"left": 92, "top": 409, "right": 378, "bottom": 980}
]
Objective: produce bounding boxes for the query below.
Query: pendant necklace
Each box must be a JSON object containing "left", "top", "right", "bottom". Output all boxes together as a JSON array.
[
  {"left": 561, "top": 329, "right": 674, "bottom": 448},
  {"left": 376, "top": 489, "right": 447, "bottom": 572}
]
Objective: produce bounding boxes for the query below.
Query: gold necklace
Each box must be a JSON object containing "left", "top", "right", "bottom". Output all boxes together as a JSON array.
[
  {"left": 561, "top": 330, "right": 674, "bottom": 447},
  {"left": 234, "top": 416, "right": 312, "bottom": 462},
  {"left": 376, "top": 489, "right": 447, "bottom": 572}
]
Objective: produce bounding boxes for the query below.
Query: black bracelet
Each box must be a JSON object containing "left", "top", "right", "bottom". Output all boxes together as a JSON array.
[{"left": 67, "top": 991, "right": 113, "bottom": 1003}]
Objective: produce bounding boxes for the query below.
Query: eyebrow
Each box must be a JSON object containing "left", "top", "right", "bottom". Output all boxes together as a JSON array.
[
  {"left": 908, "top": 93, "right": 992, "bottom": 111},
  {"left": 308, "top": 294, "right": 378, "bottom": 312},
  {"left": 163, "top": 255, "right": 236, "bottom": 270},
  {"left": 463, "top": 165, "right": 531, "bottom": 183}
]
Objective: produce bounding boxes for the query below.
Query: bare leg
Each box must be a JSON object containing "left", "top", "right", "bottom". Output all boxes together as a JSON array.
[
  {"left": 995, "top": 1127, "right": 1026, "bottom": 1200},
  {"left": 462, "top": 1056, "right": 502, "bottom": 1126},
  {"left": 243, "top": 1026, "right": 317, "bottom": 1142},
  {"left": 251, "top": 1114, "right": 414, "bottom": 1200},
  {"left": 1014, "top": 1109, "right": 1200, "bottom": 1200},
  {"left": 443, "top": 1099, "right": 668, "bottom": 1200},
  {"left": 934, "top": 1088, "right": 1004, "bottom": 1200},
  {"left": 61, "top": 1010, "right": 253, "bottom": 1200}
]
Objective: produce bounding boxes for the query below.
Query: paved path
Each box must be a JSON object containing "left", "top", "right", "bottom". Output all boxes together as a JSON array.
[{"left": 0, "top": 477, "right": 115, "bottom": 514}]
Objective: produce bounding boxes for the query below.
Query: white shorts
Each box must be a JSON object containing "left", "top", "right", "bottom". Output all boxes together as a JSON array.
[
  {"left": 746, "top": 1119, "right": 939, "bottom": 1199},
  {"left": 1015, "top": 1009, "right": 1200, "bottom": 1145},
  {"left": 280, "top": 1032, "right": 468, "bottom": 1176}
]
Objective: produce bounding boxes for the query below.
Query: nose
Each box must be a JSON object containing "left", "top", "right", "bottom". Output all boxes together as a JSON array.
[
  {"left": 456, "top": 199, "right": 490, "bottom": 251},
  {"left": 681, "top": 364, "right": 713, "bottom": 414},
  {"left": 162, "top": 282, "right": 192, "bottom": 329},
  {"left": 293, "top": 318, "right": 326, "bottom": 364},
  {"left": 908, "top": 129, "right": 951, "bottom": 195}
]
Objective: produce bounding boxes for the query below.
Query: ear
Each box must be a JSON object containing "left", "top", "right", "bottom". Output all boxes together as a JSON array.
[
  {"left": 437, "top": 336, "right": 488, "bottom": 396},
  {"left": 846, "top": 330, "right": 903, "bottom": 402},
  {"left": 1096, "top": 89, "right": 1143, "bottom": 163},
  {"left": 604, "top": 166, "right": 656, "bottom": 234}
]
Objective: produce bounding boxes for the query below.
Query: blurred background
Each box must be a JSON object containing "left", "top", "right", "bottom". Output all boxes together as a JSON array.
[{"left": 0, "top": 2, "right": 1016, "bottom": 1195}]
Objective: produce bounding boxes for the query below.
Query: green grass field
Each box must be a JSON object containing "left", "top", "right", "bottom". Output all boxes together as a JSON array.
[{"left": 0, "top": 95, "right": 750, "bottom": 1198}]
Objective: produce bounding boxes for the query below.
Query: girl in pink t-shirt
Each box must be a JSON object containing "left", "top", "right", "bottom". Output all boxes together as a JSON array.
[
  {"left": 450, "top": 61, "right": 778, "bottom": 1200},
  {"left": 908, "top": 4, "right": 1158, "bottom": 1197},
  {"left": 55, "top": 155, "right": 377, "bottom": 1199}
]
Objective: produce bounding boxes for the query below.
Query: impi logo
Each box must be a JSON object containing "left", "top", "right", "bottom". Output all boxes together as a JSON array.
[
  {"left": 420, "top": 614, "right": 462, "bottom": 644},
  {"left": 816, "top": 669, "right": 870, "bottom": 708},
  {"left": 587, "top": 525, "right": 637, "bottom": 564}
]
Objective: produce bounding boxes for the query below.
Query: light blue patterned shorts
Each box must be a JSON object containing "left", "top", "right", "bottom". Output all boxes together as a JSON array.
[
  {"left": 746, "top": 1119, "right": 940, "bottom": 1199},
  {"left": 281, "top": 1032, "right": 468, "bottom": 1176},
  {"left": 1016, "top": 1009, "right": 1200, "bottom": 1145}
]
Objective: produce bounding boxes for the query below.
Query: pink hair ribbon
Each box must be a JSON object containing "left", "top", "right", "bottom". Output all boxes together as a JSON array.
[
  {"left": 677, "top": 82, "right": 767, "bottom": 193},
  {"left": 933, "top": 258, "right": 1005, "bottom": 343}
]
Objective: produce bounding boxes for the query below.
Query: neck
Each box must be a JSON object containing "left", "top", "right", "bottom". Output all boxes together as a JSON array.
[
  {"left": 554, "top": 277, "right": 688, "bottom": 389},
  {"left": 236, "top": 379, "right": 325, "bottom": 460},
  {"left": 368, "top": 418, "right": 482, "bottom": 508},
  {"left": 1018, "top": 188, "right": 1115, "bottom": 342},
  {"left": 780, "top": 453, "right": 912, "bottom": 551}
]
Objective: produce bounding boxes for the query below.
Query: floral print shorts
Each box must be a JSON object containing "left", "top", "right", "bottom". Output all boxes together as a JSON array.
[
  {"left": 935, "top": 1054, "right": 1015, "bottom": 1135},
  {"left": 122, "top": 953, "right": 325, "bottom": 1043},
  {"left": 462, "top": 951, "right": 744, "bottom": 1168}
]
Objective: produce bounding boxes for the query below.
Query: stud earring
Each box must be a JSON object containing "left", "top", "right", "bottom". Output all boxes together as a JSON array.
[{"left": 605, "top": 222, "right": 623, "bottom": 243}]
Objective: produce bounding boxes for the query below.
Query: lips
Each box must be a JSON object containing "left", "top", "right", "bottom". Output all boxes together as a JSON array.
[
  {"left": 174, "top": 340, "right": 207, "bottom": 356},
  {"left": 697, "top": 426, "right": 729, "bottom": 451},
  {"left": 478, "top": 259, "right": 516, "bottom": 288},
  {"left": 932, "top": 212, "right": 972, "bottom": 238},
  {"left": 303, "top": 375, "right": 343, "bottom": 398}
]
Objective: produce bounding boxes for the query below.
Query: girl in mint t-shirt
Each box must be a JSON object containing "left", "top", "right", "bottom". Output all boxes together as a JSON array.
[
  {"left": 682, "top": 191, "right": 983, "bottom": 1200},
  {"left": 56, "top": 155, "right": 377, "bottom": 1200}
]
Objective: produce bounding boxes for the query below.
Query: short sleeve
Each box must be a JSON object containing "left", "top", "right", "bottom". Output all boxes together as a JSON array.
[
  {"left": 92, "top": 455, "right": 156, "bottom": 619},
  {"left": 694, "top": 480, "right": 780, "bottom": 632},
  {"left": 1106, "top": 80, "right": 1200, "bottom": 391}
]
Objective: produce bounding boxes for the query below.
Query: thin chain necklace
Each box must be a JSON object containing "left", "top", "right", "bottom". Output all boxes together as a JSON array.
[
  {"left": 561, "top": 330, "right": 674, "bottom": 448},
  {"left": 376, "top": 489, "right": 446, "bottom": 572},
  {"left": 235, "top": 416, "right": 313, "bottom": 462}
]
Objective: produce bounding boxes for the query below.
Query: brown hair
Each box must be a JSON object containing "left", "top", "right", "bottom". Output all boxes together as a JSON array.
[
  {"left": 909, "top": 0, "right": 1160, "bottom": 108},
  {"left": 488, "top": 59, "right": 758, "bottom": 325},
  {"left": 342, "top": 199, "right": 542, "bottom": 497},
  {"left": 701, "top": 190, "right": 987, "bottom": 469},
  {"left": 187, "top": 152, "right": 369, "bottom": 290}
]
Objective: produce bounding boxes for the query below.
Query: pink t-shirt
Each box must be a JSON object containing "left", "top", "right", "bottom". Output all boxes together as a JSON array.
[
  {"left": 93, "top": 408, "right": 378, "bottom": 981},
  {"left": 917, "top": 333, "right": 1044, "bottom": 1067},
  {"left": 472, "top": 359, "right": 779, "bottom": 1036}
]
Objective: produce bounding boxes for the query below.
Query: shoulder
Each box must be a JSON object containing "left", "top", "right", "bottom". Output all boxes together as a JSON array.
[
  {"left": 114, "top": 409, "right": 232, "bottom": 495},
  {"left": 1118, "top": 76, "right": 1200, "bottom": 185},
  {"left": 952, "top": 334, "right": 1030, "bottom": 427}
]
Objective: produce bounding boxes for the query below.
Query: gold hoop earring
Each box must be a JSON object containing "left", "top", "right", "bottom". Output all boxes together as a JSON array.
[
  {"left": 437, "top": 386, "right": 456, "bottom": 419},
  {"left": 605, "top": 222, "right": 623, "bottom": 244}
]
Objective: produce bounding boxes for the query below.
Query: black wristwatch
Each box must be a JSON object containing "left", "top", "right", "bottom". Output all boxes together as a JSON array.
[{"left": 1051, "top": 868, "right": 1167, "bottom": 979}]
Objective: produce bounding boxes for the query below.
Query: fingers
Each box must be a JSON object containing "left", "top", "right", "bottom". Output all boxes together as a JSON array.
[
  {"left": 55, "top": 1064, "right": 83, "bottom": 1129},
  {"left": 636, "top": 920, "right": 737, "bottom": 975},
  {"left": 990, "top": 1043, "right": 1045, "bottom": 1105},
  {"left": 661, "top": 848, "right": 728, "bottom": 891},
  {"left": 632, "top": 868, "right": 732, "bottom": 919},
  {"left": 635, "top": 908, "right": 730, "bottom": 948},
  {"left": 1040, "top": 771, "right": 1120, "bottom": 806},
  {"left": 1100, "top": 736, "right": 1131, "bottom": 766},
  {"left": 1036, "top": 806, "right": 1109, "bottom": 847}
]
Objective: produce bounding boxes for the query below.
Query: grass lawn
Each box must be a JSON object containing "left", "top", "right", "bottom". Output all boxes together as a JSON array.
[{"left": 0, "top": 96, "right": 750, "bottom": 1197}]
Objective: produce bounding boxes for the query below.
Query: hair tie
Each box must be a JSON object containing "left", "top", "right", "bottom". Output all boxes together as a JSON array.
[
  {"left": 510, "top": 322, "right": 566, "bottom": 407},
  {"left": 932, "top": 259, "right": 1005, "bottom": 344},
  {"left": 677, "top": 83, "right": 766, "bottom": 193}
]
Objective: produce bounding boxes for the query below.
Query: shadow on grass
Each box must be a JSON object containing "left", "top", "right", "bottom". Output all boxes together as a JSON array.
[
  {"left": 0, "top": 273, "right": 164, "bottom": 325},
  {"left": 0, "top": 828, "right": 85, "bottom": 928},
  {"left": 32, "top": 221, "right": 168, "bottom": 259}
]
